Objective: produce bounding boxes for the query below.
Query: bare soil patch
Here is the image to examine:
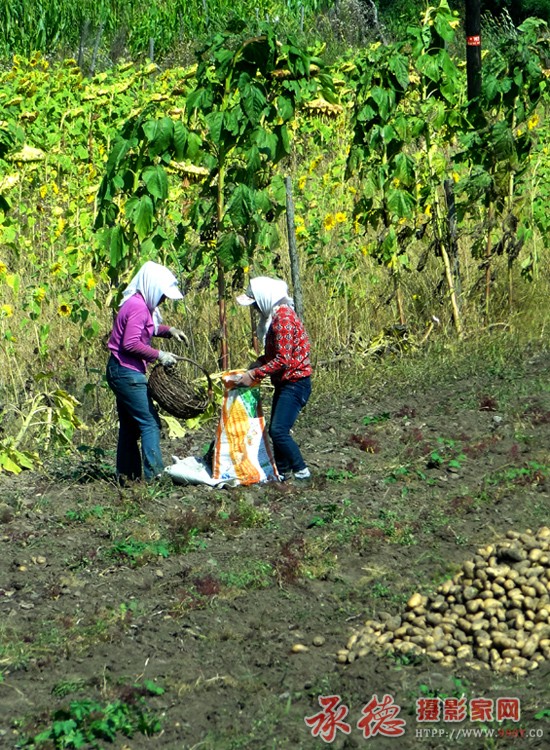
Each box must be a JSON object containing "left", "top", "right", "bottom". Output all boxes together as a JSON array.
[{"left": 1, "top": 346, "right": 549, "bottom": 749}]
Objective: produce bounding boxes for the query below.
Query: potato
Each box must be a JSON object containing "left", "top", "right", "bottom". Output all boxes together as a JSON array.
[
  {"left": 521, "top": 634, "right": 540, "bottom": 658},
  {"left": 475, "top": 646, "right": 490, "bottom": 662},
  {"left": 407, "top": 593, "right": 424, "bottom": 609}
]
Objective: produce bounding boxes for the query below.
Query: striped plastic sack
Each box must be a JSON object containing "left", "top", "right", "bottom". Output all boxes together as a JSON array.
[{"left": 212, "top": 370, "right": 279, "bottom": 485}]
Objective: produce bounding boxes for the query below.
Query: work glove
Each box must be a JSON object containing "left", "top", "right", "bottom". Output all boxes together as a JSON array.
[
  {"left": 158, "top": 350, "right": 178, "bottom": 367},
  {"left": 169, "top": 327, "right": 189, "bottom": 346}
]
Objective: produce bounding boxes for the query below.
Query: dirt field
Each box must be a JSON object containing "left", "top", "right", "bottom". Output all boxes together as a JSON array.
[{"left": 1, "top": 342, "right": 549, "bottom": 749}]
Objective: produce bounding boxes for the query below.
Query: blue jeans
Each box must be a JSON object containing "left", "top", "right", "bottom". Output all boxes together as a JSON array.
[
  {"left": 106, "top": 356, "right": 163, "bottom": 481},
  {"left": 269, "top": 377, "right": 312, "bottom": 475}
]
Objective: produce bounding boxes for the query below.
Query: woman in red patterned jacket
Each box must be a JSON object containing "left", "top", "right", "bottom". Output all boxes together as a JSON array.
[{"left": 236, "top": 276, "right": 312, "bottom": 480}]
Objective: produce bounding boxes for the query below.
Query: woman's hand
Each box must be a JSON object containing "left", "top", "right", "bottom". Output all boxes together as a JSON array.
[
  {"left": 169, "top": 327, "right": 189, "bottom": 345},
  {"left": 239, "top": 370, "right": 256, "bottom": 387},
  {"left": 158, "top": 351, "right": 178, "bottom": 367}
]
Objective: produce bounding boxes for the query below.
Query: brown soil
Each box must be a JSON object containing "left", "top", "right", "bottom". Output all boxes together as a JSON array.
[{"left": 1, "top": 346, "right": 549, "bottom": 749}]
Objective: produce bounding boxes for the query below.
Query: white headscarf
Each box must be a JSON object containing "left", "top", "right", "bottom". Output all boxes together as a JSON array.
[
  {"left": 242, "top": 276, "right": 294, "bottom": 344},
  {"left": 120, "top": 261, "right": 183, "bottom": 332}
]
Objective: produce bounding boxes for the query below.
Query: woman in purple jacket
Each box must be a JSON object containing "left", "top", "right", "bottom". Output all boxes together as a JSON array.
[{"left": 106, "top": 261, "right": 187, "bottom": 482}]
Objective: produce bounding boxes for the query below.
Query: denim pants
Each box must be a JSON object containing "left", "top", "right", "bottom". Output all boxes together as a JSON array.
[
  {"left": 106, "top": 355, "right": 163, "bottom": 481},
  {"left": 269, "top": 377, "right": 312, "bottom": 475}
]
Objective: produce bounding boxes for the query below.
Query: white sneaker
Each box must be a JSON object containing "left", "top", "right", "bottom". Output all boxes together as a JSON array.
[{"left": 294, "top": 467, "right": 311, "bottom": 480}]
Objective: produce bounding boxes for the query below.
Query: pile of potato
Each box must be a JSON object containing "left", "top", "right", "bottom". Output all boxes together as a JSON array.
[{"left": 338, "top": 527, "right": 550, "bottom": 676}]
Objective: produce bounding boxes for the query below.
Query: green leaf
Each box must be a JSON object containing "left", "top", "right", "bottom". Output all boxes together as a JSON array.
[
  {"left": 186, "top": 132, "right": 202, "bottom": 160},
  {"left": 107, "top": 225, "right": 126, "bottom": 269},
  {"left": 226, "top": 184, "right": 255, "bottom": 229},
  {"left": 276, "top": 94, "right": 294, "bottom": 122},
  {"left": 126, "top": 195, "right": 154, "bottom": 240},
  {"left": 217, "top": 232, "right": 243, "bottom": 269},
  {"left": 142, "top": 166, "right": 168, "bottom": 201},
  {"left": 241, "top": 82, "right": 267, "bottom": 124},
  {"left": 274, "top": 124, "right": 290, "bottom": 162},
  {"left": 371, "top": 87, "right": 391, "bottom": 120},
  {"left": 387, "top": 188, "right": 415, "bottom": 218},
  {"left": 434, "top": 13, "right": 456, "bottom": 43},
  {"left": 388, "top": 54, "right": 409, "bottom": 90},
  {"left": 206, "top": 111, "right": 224, "bottom": 144},
  {"left": 0, "top": 453, "right": 22, "bottom": 474},
  {"left": 416, "top": 54, "right": 441, "bottom": 83},
  {"left": 393, "top": 153, "right": 416, "bottom": 186},
  {"left": 144, "top": 117, "right": 174, "bottom": 156},
  {"left": 173, "top": 122, "right": 187, "bottom": 160}
]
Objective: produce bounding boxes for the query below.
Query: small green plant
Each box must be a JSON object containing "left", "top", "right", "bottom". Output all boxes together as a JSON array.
[
  {"left": 18, "top": 682, "right": 164, "bottom": 748},
  {"left": 363, "top": 412, "right": 391, "bottom": 425},
  {"left": 51, "top": 679, "right": 88, "bottom": 698},
  {"left": 372, "top": 582, "right": 391, "bottom": 598},
  {"left": 106, "top": 538, "right": 172, "bottom": 565},
  {"left": 65, "top": 505, "right": 105, "bottom": 523},
  {"left": 325, "top": 468, "right": 356, "bottom": 482},
  {"left": 426, "top": 438, "right": 466, "bottom": 470},
  {"left": 219, "top": 560, "right": 273, "bottom": 590},
  {"left": 384, "top": 466, "right": 411, "bottom": 484}
]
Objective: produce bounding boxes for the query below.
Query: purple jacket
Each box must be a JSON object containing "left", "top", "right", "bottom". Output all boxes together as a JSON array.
[{"left": 107, "top": 293, "right": 170, "bottom": 373}]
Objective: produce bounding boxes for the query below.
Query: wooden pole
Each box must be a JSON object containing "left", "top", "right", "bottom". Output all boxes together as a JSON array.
[
  {"left": 284, "top": 176, "right": 304, "bottom": 319},
  {"left": 465, "top": 0, "right": 482, "bottom": 110}
]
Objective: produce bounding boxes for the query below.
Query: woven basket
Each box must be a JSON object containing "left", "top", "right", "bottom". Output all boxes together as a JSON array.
[{"left": 148, "top": 357, "right": 213, "bottom": 419}]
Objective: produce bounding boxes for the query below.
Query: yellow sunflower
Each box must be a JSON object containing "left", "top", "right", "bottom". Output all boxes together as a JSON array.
[
  {"left": 58, "top": 303, "right": 71, "bottom": 317},
  {"left": 324, "top": 214, "right": 336, "bottom": 231}
]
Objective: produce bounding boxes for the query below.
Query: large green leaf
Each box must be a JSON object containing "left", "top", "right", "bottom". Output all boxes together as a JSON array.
[
  {"left": 240, "top": 80, "right": 267, "bottom": 125},
  {"left": 226, "top": 183, "right": 255, "bottom": 229},
  {"left": 126, "top": 195, "right": 154, "bottom": 240},
  {"left": 206, "top": 111, "right": 224, "bottom": 144},
  {"left": 393, "top": 153, "right": 416, "bottom": 186},
  {"left": 142, "top": 165, "right": 168, "bottom": 201},
  {"left": 143, "top": 117, "right": 174, "bottom": 156},
  {"left": 217, "top": 231, "right": 243, "bottom": 269},
  {"left": 388, "top": 53, "right": 410, "bottom": 90},
  {"left": 173, "top": 122, "right": 188, "bottom": 161},
  {"left": 370, "top": 87, "right": 391, "bottom": 121},
  {"left": 107, "top": 225, "right": 126, "bottom": 269},
  {"left": 276, "top": 94, "right": 294, "bottom": 123},
  {"left": 387, "top": 188, "right": 415, "bottom": 218}
]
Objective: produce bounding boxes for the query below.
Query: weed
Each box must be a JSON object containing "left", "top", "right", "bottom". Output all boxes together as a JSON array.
[
  {"left": 219, "top": 560, "right": 273, "bottom": 590},
  {"left": 425, "top": 438, "right": 466, "bottom": 471},
  {"left": 18, "top": 683, "right": 163, "bottom": 748},
  {"left": 486, "top": 461, "right": 549, "bottom": 488},
  {"left": 65, "top": 505, "right": 105, "bottom": 523},
  {"left": 363, "top": 412, "right": 391, "bottom": 425},
  {"left": 226, "top": 499, "right": 271, "bottom": 530},
  {"left": 51, "top": 679, "right": 88, "bottom": 698},
  {"left": 166, "top": 509, "right": 217, "bottom": 553},
  {"left": 371, "top": 582, "right": 391, "bottom": 598},
  {"left": 106, "top": 538, "right": 172, "bottom": 566},
  {"left": 325, "top": 467, "right": 356, "bottom": 481}
]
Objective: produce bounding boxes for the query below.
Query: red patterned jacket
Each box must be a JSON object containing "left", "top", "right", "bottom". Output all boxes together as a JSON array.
[{"left": 251, "top": 305, "right": 312, "bottom": 385}]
